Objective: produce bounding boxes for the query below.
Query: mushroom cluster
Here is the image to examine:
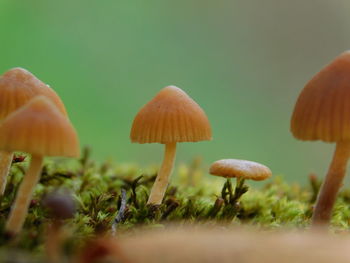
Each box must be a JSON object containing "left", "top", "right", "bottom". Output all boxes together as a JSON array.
[
  {"left": 0, "top": 68, "right": 67, "bottom": 196},
  {"left": 130, "top": 86, "right": 273, "bottom": 211},
  {"left": 0, "top": 68, "right": 79, "bottom": 235},
  {"left": 2, "top": 49, "right": 350, "bottom": 238}
]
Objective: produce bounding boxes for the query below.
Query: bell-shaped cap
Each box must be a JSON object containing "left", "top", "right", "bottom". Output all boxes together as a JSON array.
[
  {"left": 0, "top": 96, "right": 79, "bottom": 157},
  {"left": 130, "top": 86, "right": 212, "bottom": 144},
  {"left": 291, "top": 51, "right": 350, "bottom": 142},
  {"left": 0, "top": 67, "right": 67, "bottom": 120},
  {"left": 209, "top": 159, "right": 272, "bottom": 181}
]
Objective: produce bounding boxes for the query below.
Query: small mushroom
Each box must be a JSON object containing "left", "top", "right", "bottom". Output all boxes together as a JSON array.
[
  {"left": 43, "top": 190, "right": 76, "bottom": 263},
  {"left": 0, "top": 68, "right": 67, "bottom": 196},
  {"left": 209, "top": 159, "right": 271, "bottom": 205},
  {"left": 130, "top": 86, "right": 212, "bottom": 205},
  {"left": 0, "top": 96, "right": 79, "bottom": 235},
  {"left": 291, "top": 51, "right": 350, "bottom": 225}
]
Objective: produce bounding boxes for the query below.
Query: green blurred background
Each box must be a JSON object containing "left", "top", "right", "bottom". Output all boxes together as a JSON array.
[{"left": 1, "top": 0, "right": 350, "bottom": 184}]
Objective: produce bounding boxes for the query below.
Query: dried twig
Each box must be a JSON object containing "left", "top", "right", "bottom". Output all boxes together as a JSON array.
[{"left": 112, "top": 189, "right": 127, "bottom": 235}]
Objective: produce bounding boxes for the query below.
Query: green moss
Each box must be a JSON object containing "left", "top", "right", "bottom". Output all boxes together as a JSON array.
[{"left": 1, "top": 147, "right": 350, "bottom": 259}]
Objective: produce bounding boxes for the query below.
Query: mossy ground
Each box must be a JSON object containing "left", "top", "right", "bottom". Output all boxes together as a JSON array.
[{"left": 0, "top": 147, "right": 350, "bottom": 260}]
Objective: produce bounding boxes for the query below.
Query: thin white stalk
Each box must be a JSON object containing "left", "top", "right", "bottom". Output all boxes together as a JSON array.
[
  {"left": 147, "top": 143, "right": 177, "bottom": 205},
  {"left": 0, "top": 151, "right": 13, "bottom": 195},
  {"left": 312, "top": 141, "right": 350, "bottom": 225},
  {"left": 6, "top": 155, "right": 43, "bottom": 235}
]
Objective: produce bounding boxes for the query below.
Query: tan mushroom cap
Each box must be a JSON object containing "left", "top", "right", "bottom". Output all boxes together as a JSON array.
[
  {"left": 0, "top": 67, "right": 67, "bottom": 119},
  {"left": 130, "top": 86, "right": 212, "bottom": 144},
  {"left": 209, "top": 159, "right": 272, "bottom": 181},
  {"left": 0, "top": 96, "right": 79, "bottom": 157},
  {"left": 291, "top": 51, "right": 350, "bottom": 142}
]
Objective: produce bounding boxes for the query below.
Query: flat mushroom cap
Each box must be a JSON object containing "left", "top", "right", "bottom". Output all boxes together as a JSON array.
[
  {"left": 209, "top": 159, "right": 272, "bottom": 181},
  {"left": 291, "top": 51, "right": 350, "bottom": 142},
  {"left": 0, "top": 67, "right": 67, "bottom": 119},
  {"left": 0, "top": 96, "right": 79, "bottom": 157},
  {"left": 130, "top": 86, "right": 212, "bottom": 144}
]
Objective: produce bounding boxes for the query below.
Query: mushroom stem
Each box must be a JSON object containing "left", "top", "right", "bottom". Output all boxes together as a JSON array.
[
  {"left": 147, "top": 142, "right": 177, "bottom": 205},
  {"left": 312, "top": 141, "right": 350, "bottom": 225},
  {"left": 6, "top": 154, "right": 43, "bottom": 234},
  {"left": 45, "top": 221, "right": 64, "bottom": 263},
  {"left": 0, "top": 151, "right": 13, "bottom": 195}
]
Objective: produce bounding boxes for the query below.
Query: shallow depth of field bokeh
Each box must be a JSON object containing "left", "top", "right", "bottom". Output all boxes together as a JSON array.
[{"left": 0, "top": 0, "right": 350, "bottom": 184}]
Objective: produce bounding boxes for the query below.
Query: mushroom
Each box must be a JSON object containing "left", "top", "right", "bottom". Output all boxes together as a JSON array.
[
  {"left": 209, "top": 159, "right": 271, "bottom": 205},
  {"left": 0, "top": 96, "right": 79, "bottom": 235},
  {"left": 0, "top": 67, "right": 67, "bottom": 195},
  {"left": 130, "top": 86, "right": 212, "bottom": 205},
  {"left": 291, "top": 51, "right": 350, "bottom": 225},
  {"left": 43, "top": 190, "right": 76, "bottom": 263}
]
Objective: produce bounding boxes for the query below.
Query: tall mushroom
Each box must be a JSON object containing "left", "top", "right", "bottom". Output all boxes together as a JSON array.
[
  {"left": 130, "top": 86, "right": 212, "bottom": 205},
  {"left": 0, "top": 68, "right": 67, "bottom": 195},
  {"left": 291, "top": 51, "right": 350, "bottom": 225},
  {"left": 0, "top": 96, "right": 79, "bottom": 235}
]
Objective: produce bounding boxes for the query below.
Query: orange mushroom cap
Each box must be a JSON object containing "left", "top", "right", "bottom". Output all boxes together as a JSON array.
[
  {"left": 291, "top": 51, "right": 350, "bottom": 142},
  {"left": 209, "top": 159, "right": 272, "bottom": 181},
  {"left": 130, "top": 86, "right": 212, "bottom": 144},
  {"left": 0, "top": 96, "right": 79, "bottom": 157},
  {"left": 0, "top": 67, "right": 67, "bottom": 119}
]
